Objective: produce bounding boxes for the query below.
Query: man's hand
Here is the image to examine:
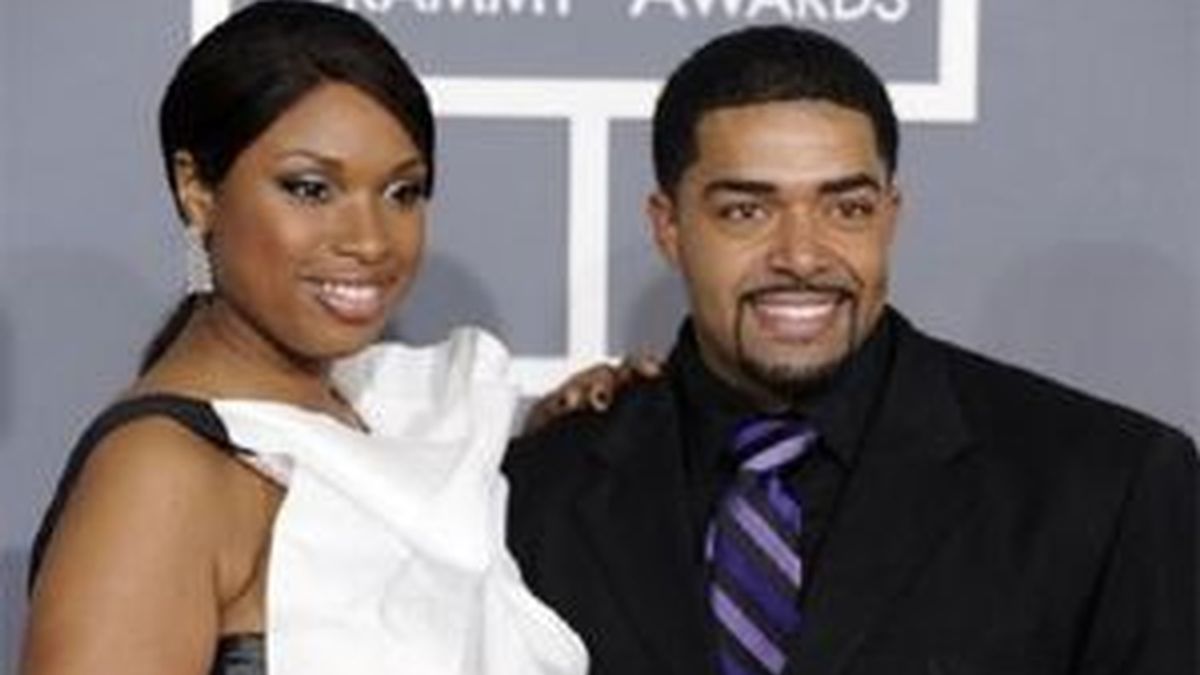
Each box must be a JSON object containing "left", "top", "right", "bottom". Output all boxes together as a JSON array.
[{"left": 522, "top": 353, "right": 663, "bottom": 434}]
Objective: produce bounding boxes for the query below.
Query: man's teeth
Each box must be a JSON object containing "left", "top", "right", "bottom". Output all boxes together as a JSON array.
[
  {"left": 753, "top": 292, "right": 840, "bottom": 318},
  {"left": 757, "top": 302, "right": 834, "bottom": 321}
]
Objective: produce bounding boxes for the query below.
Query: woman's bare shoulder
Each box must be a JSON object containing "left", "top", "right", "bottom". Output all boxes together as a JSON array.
[{"left": 22, "top": 418, "right": 236, "bottom": 673}]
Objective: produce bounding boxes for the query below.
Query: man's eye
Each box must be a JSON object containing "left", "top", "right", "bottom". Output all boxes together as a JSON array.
[
  {"left": 718, "top": 201, "right": 768, "bottom": 222},
  {"left": 830, "top": 198, "right": 878, "bottom": 223},
  {"left": 279, "top": 176, "right": 332, "bottom": 204}
]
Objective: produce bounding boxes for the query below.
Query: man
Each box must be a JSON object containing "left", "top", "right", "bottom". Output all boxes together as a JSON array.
[{"left": 504, "top": 25, "right": 1197, "bottom": 675}]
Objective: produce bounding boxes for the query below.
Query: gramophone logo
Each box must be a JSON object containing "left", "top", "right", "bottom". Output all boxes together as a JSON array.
[{"left": 192, "top": 0, "right": 980, "bottom": 393}]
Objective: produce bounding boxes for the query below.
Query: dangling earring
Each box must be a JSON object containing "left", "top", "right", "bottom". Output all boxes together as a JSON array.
[{"left": 184, "top": 224, "right": 213, "bottom": 295}]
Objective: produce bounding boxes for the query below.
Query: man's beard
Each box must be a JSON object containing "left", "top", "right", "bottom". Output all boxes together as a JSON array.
[{"left": 733, "top": 293, "right": 862, "bottom": 407}]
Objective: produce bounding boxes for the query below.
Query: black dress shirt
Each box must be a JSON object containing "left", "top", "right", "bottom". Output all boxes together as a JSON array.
[{"left": 669, "top": 310, "right": 897, "bottom": 605}]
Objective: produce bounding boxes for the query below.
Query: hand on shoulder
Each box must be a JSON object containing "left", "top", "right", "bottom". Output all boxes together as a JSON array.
[{"left": 522, "top": 353, "right": 663, "bottom": 434}]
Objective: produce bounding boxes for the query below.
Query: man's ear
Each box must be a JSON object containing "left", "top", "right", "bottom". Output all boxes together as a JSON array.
[
  {"left": 647, "top": 191, "right": 682, "bottom": 269},
  {"left": 881, "top": 181, "right": 903, "bottom": 249},
  {"left": 172, "top": 150, "right": 216, "bottom": 235}
]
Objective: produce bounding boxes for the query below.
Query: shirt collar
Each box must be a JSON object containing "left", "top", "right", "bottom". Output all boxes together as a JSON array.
[{"left": 669, "top": 308, "right": 897, "bottom": 468}]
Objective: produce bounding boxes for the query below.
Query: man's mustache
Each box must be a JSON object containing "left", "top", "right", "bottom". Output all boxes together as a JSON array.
[{"left": 739, "top": 280, "right": 856, "bottom": 306}]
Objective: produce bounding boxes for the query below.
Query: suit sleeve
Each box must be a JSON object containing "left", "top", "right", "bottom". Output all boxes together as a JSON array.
[{"left": 1075, "top": 428, "right": 1197, "bottom": 675}]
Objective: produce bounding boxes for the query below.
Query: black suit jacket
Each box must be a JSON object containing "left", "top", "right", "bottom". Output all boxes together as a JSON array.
[{"left": 505, "top": 314, "right": 1197, "bottom": 675}]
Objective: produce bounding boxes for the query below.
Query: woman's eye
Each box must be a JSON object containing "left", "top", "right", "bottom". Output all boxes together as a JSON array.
[
  {"left": 384, "top": 180, "right": 427, "bottom": 209},
  {"left": 279, "top": 176, "right": 332, "bottom": 204}
]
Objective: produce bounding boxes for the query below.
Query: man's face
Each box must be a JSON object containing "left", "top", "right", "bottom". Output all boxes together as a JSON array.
[{"left": 649, "top": 100, "right": 899, "bottom": 406}]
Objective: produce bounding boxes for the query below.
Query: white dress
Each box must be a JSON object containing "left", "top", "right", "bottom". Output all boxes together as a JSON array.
[{"left": 209, "top": 327, "right": 588, "bottom": 674}]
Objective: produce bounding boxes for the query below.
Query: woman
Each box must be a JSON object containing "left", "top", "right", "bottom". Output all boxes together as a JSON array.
[{"left": 21, "top": 3, "right": 642, "bottom": 672}]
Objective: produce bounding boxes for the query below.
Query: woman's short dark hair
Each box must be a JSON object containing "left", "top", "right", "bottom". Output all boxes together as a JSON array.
[
  {"left": 144, "top": 1, "right": 434, "bottom": 371},
  {"left": 160, "top": 0, "right": 435, "bottom": 202},
  {"left": 652, "top": 25, "right": 899, "bottom": 196}
]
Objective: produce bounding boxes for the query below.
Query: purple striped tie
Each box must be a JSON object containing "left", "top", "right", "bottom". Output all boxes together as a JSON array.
[{"left": 707, "top": 417, "right": 817, "bottom": 675}]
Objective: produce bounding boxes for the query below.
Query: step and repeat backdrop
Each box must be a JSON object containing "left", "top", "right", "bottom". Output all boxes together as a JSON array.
[{"left": 2, "top": 1, "right": 1197, "bottom": 668}]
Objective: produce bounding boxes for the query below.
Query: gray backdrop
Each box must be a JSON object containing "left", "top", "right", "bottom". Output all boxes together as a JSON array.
[{"left": 2, "top": 1, "right": 1197, "bottom": 670}]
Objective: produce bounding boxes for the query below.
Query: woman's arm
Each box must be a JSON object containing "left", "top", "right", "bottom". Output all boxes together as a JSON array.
[{"left": 22, "top": 419, "right": 234, "bottom": 675}]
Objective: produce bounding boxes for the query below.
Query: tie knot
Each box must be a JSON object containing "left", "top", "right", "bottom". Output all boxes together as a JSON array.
[{"left": 731, "top": 416, "right": 818, "bottom": 474}]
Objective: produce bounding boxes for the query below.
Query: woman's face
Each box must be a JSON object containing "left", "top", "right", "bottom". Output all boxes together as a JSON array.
[{"left": 181, "top": 82, "right": 428, "bottom": 364}]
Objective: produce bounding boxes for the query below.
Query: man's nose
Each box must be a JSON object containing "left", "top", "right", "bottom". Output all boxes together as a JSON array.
[{"left": 764, "top": 205, "right": 826, "bottom": 273}]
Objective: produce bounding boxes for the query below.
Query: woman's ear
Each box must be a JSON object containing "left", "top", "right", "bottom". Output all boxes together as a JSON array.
[{"left": 172, "top": 150, "right": 216, "bottom": 235}]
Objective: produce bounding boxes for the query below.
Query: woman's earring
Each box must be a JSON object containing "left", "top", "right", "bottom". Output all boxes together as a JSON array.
[{"left": 184, "top": 225, "right": 213, "bottom": 295}]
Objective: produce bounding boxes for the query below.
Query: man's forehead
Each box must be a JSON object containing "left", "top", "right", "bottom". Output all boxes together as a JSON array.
[
  {"left": 686, "top": 144, "right": 886, "bottom": 197},
  {"left": 700, "top": 99, "right": 878, "bottom": 149},
  {"left": 694, "top": 98, "right": 876, "bottom": 135},
  {"left": 690, "top": 101, "right": 881, "bottom": 167}
]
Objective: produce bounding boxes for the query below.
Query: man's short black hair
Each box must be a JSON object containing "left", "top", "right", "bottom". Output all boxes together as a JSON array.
[{"left": 652, "top": 25, "right": 899, "bottom": 195}]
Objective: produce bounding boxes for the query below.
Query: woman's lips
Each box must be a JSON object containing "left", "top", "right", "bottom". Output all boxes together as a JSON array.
[{"left": 309, "top": 279, "right": 389, "bottom": 324}]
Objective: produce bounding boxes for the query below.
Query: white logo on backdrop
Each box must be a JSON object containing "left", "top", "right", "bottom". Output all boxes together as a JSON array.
[{"left": 193, "top": 0, "right": 979, "bottom": 394}]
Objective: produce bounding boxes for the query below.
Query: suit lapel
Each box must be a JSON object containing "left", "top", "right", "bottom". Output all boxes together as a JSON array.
[
  {"left": 578, "top": 384, "right": 718, "bottom": 675},
  {"left": 788, "top": 321, "right": 979, "bottom": 675}
]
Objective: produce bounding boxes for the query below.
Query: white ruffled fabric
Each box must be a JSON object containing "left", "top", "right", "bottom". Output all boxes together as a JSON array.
[{"left": 210, "top": 327, "right": 588, "bottom": 675}]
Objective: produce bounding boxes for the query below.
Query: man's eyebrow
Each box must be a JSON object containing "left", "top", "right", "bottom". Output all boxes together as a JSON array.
[
  {"left": 700, "top": 174, "right": 884, "bottom": 200},
  {"left": 701, "top": 179, "right": 778, "bottom": 198},
  {"left": 817, "top": 173, "right": 883, "bottom": 195}
]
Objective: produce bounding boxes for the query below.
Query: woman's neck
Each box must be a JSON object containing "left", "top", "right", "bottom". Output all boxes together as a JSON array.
[{"left": 136, "top": 299, "right": 359, "bottom": 425}]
